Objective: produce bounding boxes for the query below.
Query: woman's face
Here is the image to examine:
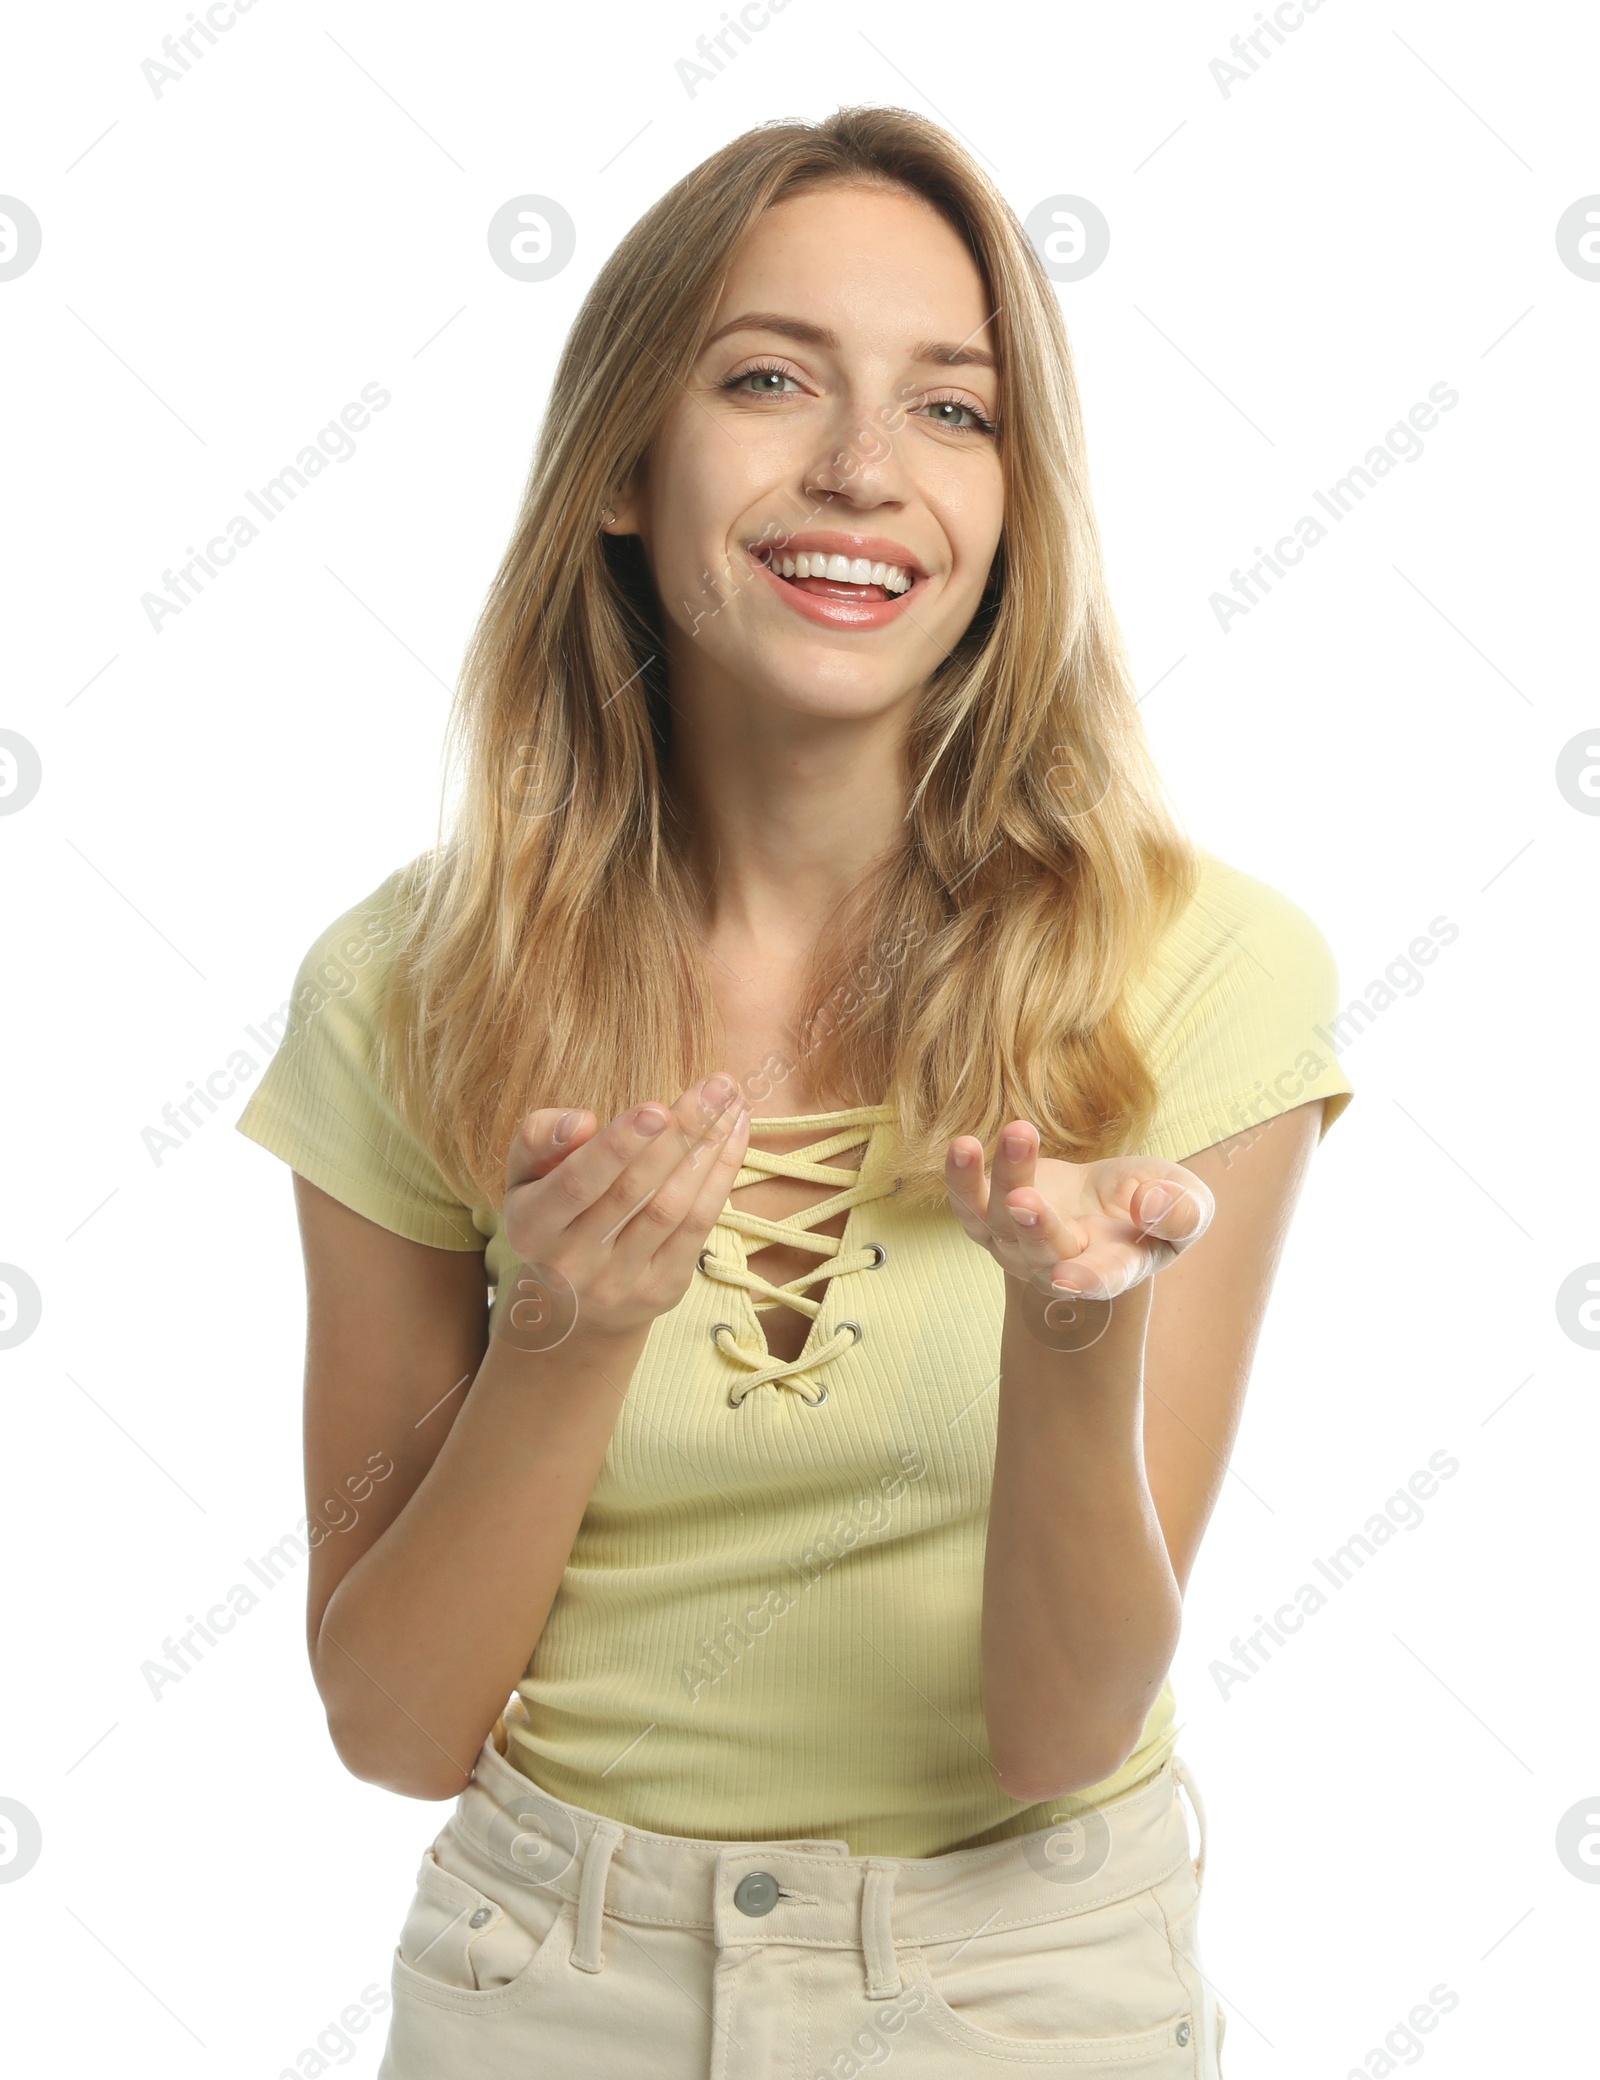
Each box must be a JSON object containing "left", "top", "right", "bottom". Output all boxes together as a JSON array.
[{"left": 610, "top": 181, "right": 1004, "bottom": 723}]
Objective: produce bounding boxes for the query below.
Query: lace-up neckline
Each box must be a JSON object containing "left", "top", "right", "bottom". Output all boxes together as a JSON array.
[{"left": 701, "top": 1101, "right": 899, "bottom": 1408}]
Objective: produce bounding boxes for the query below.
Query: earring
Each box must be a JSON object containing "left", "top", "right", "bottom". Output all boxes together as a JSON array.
[{"left": 599, "top": 507, "right": 616, "bottom": 529}]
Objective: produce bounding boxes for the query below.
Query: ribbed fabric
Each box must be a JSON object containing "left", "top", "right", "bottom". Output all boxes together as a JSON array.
[{"left": 235, "top": 848, "right": 1354, "bottom": 1856}]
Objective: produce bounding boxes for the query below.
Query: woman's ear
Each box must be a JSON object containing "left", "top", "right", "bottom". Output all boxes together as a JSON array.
[{"left": 599, "top": 468, "right": 645, "bottom": 537}]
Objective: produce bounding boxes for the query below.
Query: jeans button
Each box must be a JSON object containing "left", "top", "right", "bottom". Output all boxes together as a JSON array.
[
  {"left": 1176, "top": 2020, "right": 1191, "bottom": 2046},
  {"left": 732, "top": 1871, "right": 781, "bottom": 1916}
]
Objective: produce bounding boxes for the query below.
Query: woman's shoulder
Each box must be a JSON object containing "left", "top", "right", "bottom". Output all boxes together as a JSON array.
[
  {"left": 245, "top": 859, "right": 425, "bottom": 1078},
  {"left": 287, "top": 857, "right": 427, "bottom": 1002},
  {"left": 234, "top": 855, "right": 485, "bottom": 1250},
  {"left": 1130, "top": 845, "right": 1341, "bottom": 1013},
  {"left": 1124, "top": 844, "right": 1354, "bottom": 1160}
]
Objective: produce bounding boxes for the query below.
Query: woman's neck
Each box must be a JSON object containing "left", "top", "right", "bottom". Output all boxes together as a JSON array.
[{"left": 665, "top": 683, "right": 913, "bottom": 954}]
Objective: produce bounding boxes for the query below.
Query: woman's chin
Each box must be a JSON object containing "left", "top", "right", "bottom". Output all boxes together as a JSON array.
[{"left": 729, "top": 651, "right": 921, "bottom": 720}]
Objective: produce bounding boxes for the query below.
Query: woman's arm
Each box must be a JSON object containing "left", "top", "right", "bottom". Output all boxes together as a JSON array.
[
  {"left": 297, "top": 1176, "right": 651, "bottom": 1801},
  {"left": 1140, "top": 1099, "right": 1327, "bottom": 1596},
  {"left": 295, "top": 1079, "right": 748, "bottom": 1801},
  {"left": 977, "top": 1097, "right": 1325, "bottom": 1801}
]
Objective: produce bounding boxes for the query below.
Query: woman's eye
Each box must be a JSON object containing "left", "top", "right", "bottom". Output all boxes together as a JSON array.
[
  {"left": 724, "top": 365, "right": 802, "bottom": 397},
  {"left": 920, "top": 397, "right": 995, "bottom": 434}
]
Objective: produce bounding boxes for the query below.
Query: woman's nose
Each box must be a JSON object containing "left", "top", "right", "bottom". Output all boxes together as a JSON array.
[{"left": 801, "top": 401, "right": 909, "bottom": 509}]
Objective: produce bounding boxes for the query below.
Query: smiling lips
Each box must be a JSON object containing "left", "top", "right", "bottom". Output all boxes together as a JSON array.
[{"left": 746, "top": 531, "right": 928, "bottom": 629}]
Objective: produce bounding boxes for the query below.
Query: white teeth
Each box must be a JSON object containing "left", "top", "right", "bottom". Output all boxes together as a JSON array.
[{"left": 766, "top": 547, "right": 917, "bottom": 591}]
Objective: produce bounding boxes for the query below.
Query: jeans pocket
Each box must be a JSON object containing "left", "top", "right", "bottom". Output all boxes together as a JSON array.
[
  {"left": 909, "top": 1880, "right": 1199, "bottom": 2068},
  {"left": 393, "top": 1824, "right": 568, "bottom": 2007},
  {"left": 1146, "top": 1863, "right": 1222, "bottom": 2077}
]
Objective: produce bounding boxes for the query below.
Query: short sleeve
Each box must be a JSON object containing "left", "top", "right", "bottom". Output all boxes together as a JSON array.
[
  {"left": 234, "top": 870, "right": 486, "bottom": 1250},
  {"left": 1125, "top": 849, "right": 1355, "bottom": 1163}
]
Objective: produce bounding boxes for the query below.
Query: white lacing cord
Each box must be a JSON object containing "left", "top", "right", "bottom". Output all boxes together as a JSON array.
[
  {"left": 715, "top": 1318, "right": 861, "bottom": 1407},
  {"left": 700, "top": 1153, "right": 900, "bottom": 1410}
]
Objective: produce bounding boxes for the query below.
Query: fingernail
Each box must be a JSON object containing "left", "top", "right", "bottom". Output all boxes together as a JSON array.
[
  {"left": 701, "top": 1074, "right": 736, "bottom": 1110},
  {"left": 552, "top": 1109, "right": 580, "bottom": 1144},
  {"left": 635, "top": 1105, "right": 669, "bottom": 1137},
  {"left": 951, "top": 1144, "right": 974, "bottom": 1168},
  {"left": 1012, "top": 1207, "right": 1038, "bottom": 1227},
  {"left": 1003, "top": 1130, "right": 1031, "bottom": 1161},
  {"left": 1143, "top": 1185, "right": 1175, "bottom": 1221}
]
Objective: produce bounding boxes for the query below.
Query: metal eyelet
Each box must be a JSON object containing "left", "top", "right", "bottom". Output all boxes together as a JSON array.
[
  {"left": 710, "top": 1321, "right": 734, "bottom": 1346},
  {"left": 697, "top": 1248, "right": 714, "bottom": 1272},
  {"left": 802, "top": 1384, "right": 830, "bottom": 1408},
  {"left": 863, "top": 1242, "right": 887, "bottom": 1268},
  {"left": 835, "top": 1319, "right": 862, "bottom": 1345}
]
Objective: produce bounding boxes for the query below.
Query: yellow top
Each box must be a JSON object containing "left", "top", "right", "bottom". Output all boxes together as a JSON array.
[{"left": 235, "top": 847, "right": 1353, "bottom": 1855}]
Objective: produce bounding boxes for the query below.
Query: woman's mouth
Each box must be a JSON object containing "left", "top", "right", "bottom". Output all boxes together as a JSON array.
[
  {"left": 757, "top": 548, "right": 916, "bottom": 602},
  {"left": 745, "top": 543, "right": 926, "bottom": 629}
]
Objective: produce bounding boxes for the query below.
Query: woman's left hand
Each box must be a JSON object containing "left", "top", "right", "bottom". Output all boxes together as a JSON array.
[{"left": 944, "top": 1120, "right": 1214, "bottom": 1300}]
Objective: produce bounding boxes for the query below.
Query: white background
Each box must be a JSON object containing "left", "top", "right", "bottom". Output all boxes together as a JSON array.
[{"left": 2, "top": 2, "right": 1596, "bottom": 2074}]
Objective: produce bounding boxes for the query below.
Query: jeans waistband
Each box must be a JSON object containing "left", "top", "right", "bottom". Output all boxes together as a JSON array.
[{"left": 452, "top": 1735, "right": 1199, "bottom": 1972}]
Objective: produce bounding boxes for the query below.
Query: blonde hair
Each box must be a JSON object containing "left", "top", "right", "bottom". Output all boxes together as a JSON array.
[{"left": 381, "top": 105, "right": 1198, "bottom": 1214}]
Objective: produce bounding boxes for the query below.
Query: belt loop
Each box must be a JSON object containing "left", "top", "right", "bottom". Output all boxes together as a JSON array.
[
  {"left": 569, "top": 1821, "right": 623, "bottom": 1973},
  {"left": 860, "top": 1859, "right": 902, "bottom": 1998},
  {"left": 1171, "top": 1756, "right": 1207, "bottom": 1891}
]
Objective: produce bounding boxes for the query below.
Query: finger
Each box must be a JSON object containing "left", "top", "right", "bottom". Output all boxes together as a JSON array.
[
  {"left": 1129, "top": 1172, "right": 1214, "bottom": 1249},
  {"left": 943, "top": 1136, "right": 993, "bottom": 1237},
  {"left": 506, "top": 1107, "right": 598, "bottom": 1192},
  {"left": 1048, "top": 1252, "right": 1138, "bottom": 1301},
  {"left": 505, "top": 1080, "right": 725, "bottom": 1258},
  {"left": 654, "top": 1101, "right": 754, "bottom": 1282},
  {"left": 986, "top": 1120, "right": 1042, "bottom": 1247},
  {"left": 552, "top": 1075, "right": 742, "bottom": 1265},
  {"left": 1003, "top": 1189, "right": 1091, "bottom": 1279},
  {"left": 602, "top": 1088, "right": 750, "bottom": 1278}
]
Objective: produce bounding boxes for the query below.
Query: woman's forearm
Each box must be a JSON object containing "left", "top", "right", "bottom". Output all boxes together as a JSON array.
[
  {"left": 313, "top": 1316, "right": 650, "bottom": 1800},
  {"left": 982, "top": 1279, "right": 1182, "bottom": 1802}
]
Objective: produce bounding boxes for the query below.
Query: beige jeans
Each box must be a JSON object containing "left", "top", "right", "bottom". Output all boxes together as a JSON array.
[{"left": 377, "top": 1733, "right": 1227, "bottom": 2078}]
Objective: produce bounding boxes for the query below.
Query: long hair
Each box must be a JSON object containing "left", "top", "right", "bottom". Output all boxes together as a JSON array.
[{"left": 379, "top": 105, "right": 1199, "bottom": 1214}]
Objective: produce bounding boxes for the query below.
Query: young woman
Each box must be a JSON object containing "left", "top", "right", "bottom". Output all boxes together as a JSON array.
[{"left": 238, "top": 106, "right": 1352, "bottom": 2078}]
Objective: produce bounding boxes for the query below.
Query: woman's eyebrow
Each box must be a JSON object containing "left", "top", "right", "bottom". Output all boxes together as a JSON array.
[{"left": 702, "top": 311, "right": 997, "bottom": 371}]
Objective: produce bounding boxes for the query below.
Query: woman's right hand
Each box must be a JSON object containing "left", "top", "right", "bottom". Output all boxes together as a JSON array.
[{"left": 496, "top": 1075, "right": 751, "bottom": 1347}]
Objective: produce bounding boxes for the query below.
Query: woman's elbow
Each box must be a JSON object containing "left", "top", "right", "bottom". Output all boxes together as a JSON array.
[
  {"left": 320, "top": 1697, "right": 474, "bottom": 1803},
  {"left": 991, "top": 1727, "right": 1142, "bottom": 1806},
  {"left": 331, "top": 1727, "right": 470, "bottom": 1802}
]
